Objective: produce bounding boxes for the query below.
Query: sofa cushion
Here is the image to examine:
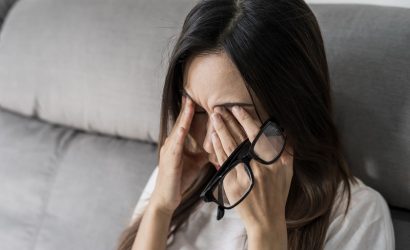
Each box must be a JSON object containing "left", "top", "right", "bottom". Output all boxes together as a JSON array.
[
  {"left": 0, "top": 0, "right": 197, "bottom": 142},
  {"left": 0, "top": 0, "right": 408, "bottom": 213},
  {"left": 310, "top": 4, "right": 410, "bottom": 211},
  {"left": 0, "top": 107, "right": 157, "bottom": 250}
]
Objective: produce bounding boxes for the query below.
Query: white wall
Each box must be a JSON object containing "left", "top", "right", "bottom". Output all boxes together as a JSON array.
[{"left": 306, "top": 0, "right": 410, "bottom": 8}]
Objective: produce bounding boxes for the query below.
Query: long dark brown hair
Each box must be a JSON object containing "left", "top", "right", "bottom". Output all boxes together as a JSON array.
[{"left": 117, "top": 0, "right": 357, "bottom": 249}]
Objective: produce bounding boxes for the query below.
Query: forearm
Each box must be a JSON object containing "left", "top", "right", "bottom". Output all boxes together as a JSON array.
[
  {"left": 247, "top": 217, "right": 288, "bottom": 250},
  {"left": 132, "top": 202, "right": 173, "bottom": 250}
]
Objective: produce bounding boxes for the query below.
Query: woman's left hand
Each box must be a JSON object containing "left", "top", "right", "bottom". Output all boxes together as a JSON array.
[{"left": 210, "top": 105, "right": 293, "bottom": 242}]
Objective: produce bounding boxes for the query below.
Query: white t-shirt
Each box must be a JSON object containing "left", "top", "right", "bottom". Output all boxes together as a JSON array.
[{"left": 130, "top": 166, "right": 395, "bottom": 250}]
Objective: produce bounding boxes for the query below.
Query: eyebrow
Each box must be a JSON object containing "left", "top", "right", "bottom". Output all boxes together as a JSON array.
[{"left": 181, "top": 89, "right": 254, "bottom": 110}]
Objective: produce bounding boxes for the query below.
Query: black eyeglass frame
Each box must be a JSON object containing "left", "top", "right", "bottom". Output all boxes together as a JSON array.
[{"left": 199, "top": 117, "right": 287, "bottom": 219}]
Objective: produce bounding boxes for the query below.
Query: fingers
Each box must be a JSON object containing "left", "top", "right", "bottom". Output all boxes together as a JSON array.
[
  {"left": 231, "top": 106, "right": 261, "bottom": 142},
  {"left": 179, "top": 96, "right": 194, "bottom": 133},
  {"left": 170, "top": 95, "right": 195, "bottom": 157},
  {"left": 211, "top": 105, "right": 260, "bottom": 165},
  {"left": 170, "top": 127, "right": 186, "bottom": 160},
  {"left": 211, "top": 105, "right": 266, "bottom": 170},
  {"left": 211, "top": 112, "right": 238, "bottom": 156},
  {"left": 171, "top": 95, "right": 194, "bottom": 138},
  {"left": 214, "top": 107, "right": 247, "bottom": 144},
  {"left": 173, "top": 94, "right": 186, "bottom": 126},
  {"left": 211, "top": 131, "right": 228, "bottom": 165}
]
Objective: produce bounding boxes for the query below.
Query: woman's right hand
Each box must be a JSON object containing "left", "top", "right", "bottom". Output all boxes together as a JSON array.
[{"left": 149, "top": 94, "right": 199, "bottom": 216}]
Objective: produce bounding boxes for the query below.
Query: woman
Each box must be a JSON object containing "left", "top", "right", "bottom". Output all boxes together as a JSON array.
[{"left": 117, "top": 0, "right": 394, "bottom": 249}]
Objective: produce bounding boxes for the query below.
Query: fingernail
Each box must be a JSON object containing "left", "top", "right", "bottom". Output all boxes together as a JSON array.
[
  {"left": 211, "top": 132, "right": 217, "bottom": 141},
  {"left": 214, "top": 106, "right": 222, "bottom": 113},
  {"left": 232, "top": 105, "right": 240, "bottom": 114}
]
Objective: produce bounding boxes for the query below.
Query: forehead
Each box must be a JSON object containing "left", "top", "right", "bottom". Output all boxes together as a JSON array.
[{"left": 183, "top": 52, "right": 249, "bottom": 99}]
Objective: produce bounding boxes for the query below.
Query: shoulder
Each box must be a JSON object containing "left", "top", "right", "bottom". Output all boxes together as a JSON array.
[{"left": 324, "top": 176, "right": 395, "bottom": 250}]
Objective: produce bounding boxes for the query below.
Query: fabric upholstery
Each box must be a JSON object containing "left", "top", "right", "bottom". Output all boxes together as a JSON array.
[
  {"left": 0, "top": 2, "right": 409, "bottom": 250},
  {"left": 0, "top": 107, "right": 157, "bottom": 250},
  {"left": 309, "top": 4, "right": 410, "bottom": 211},
  {"left": 0, "top": 0, "right": 197, "bottom": 142},
  {"left": 390, "top": 208, "right": 410, "bottom": 250},
  {"left": 0, "top": 0, "right": 17, "bottom": 28}
]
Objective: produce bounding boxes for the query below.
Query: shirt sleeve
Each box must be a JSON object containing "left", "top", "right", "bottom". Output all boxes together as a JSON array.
[
  {"left": 324, "top": 184, "right": 395, "bottom": 250},
  {"left": 129, "top": 166, "right": 159, "bottom": 225}
]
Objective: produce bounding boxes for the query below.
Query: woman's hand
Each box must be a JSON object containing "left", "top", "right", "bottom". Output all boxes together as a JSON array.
[
  {"left": 149, "top": 95, "right": 204, "bottom": 216},
  {"left": 210, "top": 105, "right": 293, "bottom": 247}
]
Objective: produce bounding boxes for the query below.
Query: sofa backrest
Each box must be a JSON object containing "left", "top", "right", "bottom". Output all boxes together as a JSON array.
[
  {"left": 310, "top": 4, "right": 410, "bottom": 210},
  {"left": 0, "top": 1, "right": 408, "bottom": 210},
  {"left": 0, "top": 0, "right": 197, "bottom": 142}
]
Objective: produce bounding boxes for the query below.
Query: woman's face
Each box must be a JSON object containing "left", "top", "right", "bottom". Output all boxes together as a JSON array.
[{"left": 183, "top": 52, "right": 269, "bottom": 168}]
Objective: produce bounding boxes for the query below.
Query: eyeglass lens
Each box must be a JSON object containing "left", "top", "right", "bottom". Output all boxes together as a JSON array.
[
  {"left": 252, "top": 122, "right": 285, "bottom": 162},
  {"left": 211, "top": 122, "right": 285, "bottom": 208},
  {"left": 212, "top": 162, "right": 252, "bottom": 207}
]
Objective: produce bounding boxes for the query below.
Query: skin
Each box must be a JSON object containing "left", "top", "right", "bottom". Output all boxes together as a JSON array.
[{"left": 132, "top": 52, "right": 294, "bottom": 250}]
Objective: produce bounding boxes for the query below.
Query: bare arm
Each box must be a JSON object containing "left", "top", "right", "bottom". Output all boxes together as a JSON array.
[
  {"left": 131, "top": 202, "right": 173, "bottom": 250},
  {"left": 131, "top": 95, "right": 197, "bottom": 249}
]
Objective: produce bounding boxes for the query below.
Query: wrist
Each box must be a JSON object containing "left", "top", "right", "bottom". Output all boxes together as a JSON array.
[
  {"left": 147, "top": 199, "right": 176, "bottom": 219},
  {"left": 246, "top": 216, "right": 287, "bottom": 250},
  {"left": 247, "top": 212, "right": 286, "bottom": 233}
]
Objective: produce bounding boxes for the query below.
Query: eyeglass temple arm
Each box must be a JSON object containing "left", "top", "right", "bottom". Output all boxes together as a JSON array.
[{"left": 217, "top": 181, "right": 225, "bottom": 220}]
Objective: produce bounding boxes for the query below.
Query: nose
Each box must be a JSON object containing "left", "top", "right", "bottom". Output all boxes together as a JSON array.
[{"left": 203, "top": 118, "right": 215, "bottom": 155}]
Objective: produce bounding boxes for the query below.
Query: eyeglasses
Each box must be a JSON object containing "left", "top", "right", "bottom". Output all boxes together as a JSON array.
[{"left": 199, "top": 118, "right": 287, "bottom": 220}]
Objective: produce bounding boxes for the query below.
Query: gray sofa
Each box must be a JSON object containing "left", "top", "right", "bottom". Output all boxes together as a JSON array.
[{"left": 0, "top": 1, "right": 408, "bottom": 249}]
